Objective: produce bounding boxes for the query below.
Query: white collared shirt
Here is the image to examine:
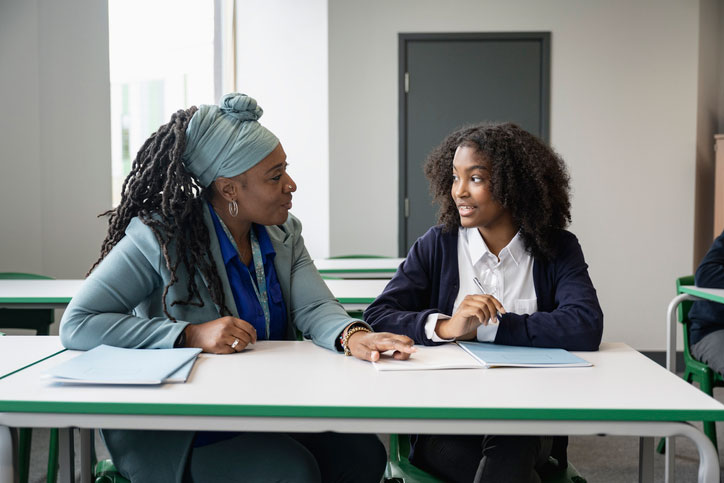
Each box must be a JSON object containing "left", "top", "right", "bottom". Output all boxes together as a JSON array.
[{"left": 424, "top": 227, "right": 538, "bottom": 342}]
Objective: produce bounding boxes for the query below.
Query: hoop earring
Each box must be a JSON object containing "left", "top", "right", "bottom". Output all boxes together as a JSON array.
[{"left": 228, "top": 200, "right": 238, "bottom": 217}]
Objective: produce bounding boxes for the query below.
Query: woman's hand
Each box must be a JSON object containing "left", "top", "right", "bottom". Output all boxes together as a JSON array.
[
  {"left": 184, "top": 316, "right": 257, "bottom": 354},
  {"left": 347, "top": 331, "right": 416, "bottom": 362},
  {"left": 436, "top": 294, "right": 506, "bottom": 340}
]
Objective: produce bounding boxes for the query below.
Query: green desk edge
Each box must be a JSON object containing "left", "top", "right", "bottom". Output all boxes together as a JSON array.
[
  {"left": 0, "top": 400, "right": 723, "bottom": 422},
  {"left": 336, "top": 297, "right": 375, "bottom": 304},
  {"left": 318, "top": 269, "right": 396, "bottom": 273},
  {"left": 0, "top": 297, "right": 72, "bottom": 304}
]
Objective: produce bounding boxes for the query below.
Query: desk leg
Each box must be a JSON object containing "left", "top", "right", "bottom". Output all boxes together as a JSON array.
[
  {"left": 0, "top": 425, "right": 14, "bottom": 483},
  {"left": 670, "top": 422, "right": 718, "bottom": 483},
  {"left": 665, "top": 293, "right": 697, "bottom": 483},
  {"left": 80, "top": 429, "right": 92, "bottom": 483},
  {"left": 638, "top": 437, "right": 654, "bottom": 483},
  {"left": 665, "top": 436, "right": 676, "bottom": 483},
  {"left": 58, "top": 428, "right": 74, "bottom": 483}
]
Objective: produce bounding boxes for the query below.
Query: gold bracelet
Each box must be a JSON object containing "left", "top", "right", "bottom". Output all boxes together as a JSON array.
[{"left": 342, "top": 325, "right": 372, "bottom": 356}]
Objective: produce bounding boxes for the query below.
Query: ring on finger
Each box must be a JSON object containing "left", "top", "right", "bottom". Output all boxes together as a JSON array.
[{"left": 231, "top": 338, "right": 239, "bottom": 349}]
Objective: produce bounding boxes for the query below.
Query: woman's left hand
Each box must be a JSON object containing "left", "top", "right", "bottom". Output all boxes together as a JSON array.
[{"left": 347, "top": 331, "right": 416, "bottom": 362}]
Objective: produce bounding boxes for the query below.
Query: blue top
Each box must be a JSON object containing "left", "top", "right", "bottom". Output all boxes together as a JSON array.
[
  {"left": 208, "top": 204, "right": 287, "bottom": 340},
  {"left": 198, "top": 205, "right": 289, "bottom": 447},
  {"left": 688, "top": 229, "right": 724, "bottom": 345}
]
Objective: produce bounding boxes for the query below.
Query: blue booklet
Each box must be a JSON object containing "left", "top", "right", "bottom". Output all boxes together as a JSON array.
[
  {"left": 45, "top": 344, "right": 202, "bottom": 385},
  {"left": 457, "top": 341, "right": 591, "bottom": 368}
]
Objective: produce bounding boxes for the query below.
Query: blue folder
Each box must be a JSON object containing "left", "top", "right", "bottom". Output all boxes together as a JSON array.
[
  {"left": 45, "top": 344, "right": 202, "bottom": 384},
  {"left": 457, "top": 341, "right": 591, "bottom": 368}
]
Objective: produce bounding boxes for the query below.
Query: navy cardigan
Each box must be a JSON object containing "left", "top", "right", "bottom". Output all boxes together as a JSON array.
[
  {"left": 365, "top": 226, "right": 603, "bottom": 351},
  {"left": 688, "top": 229, "right": 724, "bottom": 345}
]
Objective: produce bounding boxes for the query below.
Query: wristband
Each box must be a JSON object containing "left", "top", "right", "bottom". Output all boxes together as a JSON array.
[
  {"left": 342, "top": 325, "right": 372, "bottom": 356},
  {"left": 338, "top": 322, "right": 364, "bottom": 351}
]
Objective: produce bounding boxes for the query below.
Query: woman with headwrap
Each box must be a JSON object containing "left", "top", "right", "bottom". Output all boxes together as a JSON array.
[{"left": 60, "top": 93, "right": 414, "bottom": 483}]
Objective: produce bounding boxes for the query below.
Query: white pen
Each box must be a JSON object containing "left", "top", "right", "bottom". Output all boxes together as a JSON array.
[{"left": 472, "top": 276, "right": 501, "bottom": 325}]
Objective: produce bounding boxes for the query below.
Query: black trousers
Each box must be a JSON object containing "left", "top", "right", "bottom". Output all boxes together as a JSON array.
[
  {"left": 185, "top": 431, "right": 387, "bottom": 482},
  {"left": 410, "top": 434, "right": 553, "bottom": 483}
]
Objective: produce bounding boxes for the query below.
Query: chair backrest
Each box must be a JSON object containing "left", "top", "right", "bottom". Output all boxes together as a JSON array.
[
  {"left": 0, "top": 272, "right": 55, "bottom": 335},
  {"left": 676, "top": 275, "right": 697, "bottom": 361}
]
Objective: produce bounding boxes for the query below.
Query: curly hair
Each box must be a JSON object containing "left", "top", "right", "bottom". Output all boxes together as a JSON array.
[
  {"left": 89, "top": 107, "right": 232, "bottom": 320},
  {"left": 423, "top": 122, "right": 571, "bottom": 261}
]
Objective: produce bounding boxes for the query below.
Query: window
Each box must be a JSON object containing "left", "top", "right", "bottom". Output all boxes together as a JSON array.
[{"left": 108, "top": 0, "right": 215, "bottom": 205}]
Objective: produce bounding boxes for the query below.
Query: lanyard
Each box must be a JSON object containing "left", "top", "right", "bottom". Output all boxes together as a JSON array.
[
  {"left": 246, "top": 227, "right": 271, "bottom": 339},
  {"left": 215, "top": 215, "right": 272, "bottom": 339}
]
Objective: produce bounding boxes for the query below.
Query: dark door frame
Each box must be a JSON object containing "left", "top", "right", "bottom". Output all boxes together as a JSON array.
[{"left": 398, "top": 32, "right": 551, "bottom": 256}]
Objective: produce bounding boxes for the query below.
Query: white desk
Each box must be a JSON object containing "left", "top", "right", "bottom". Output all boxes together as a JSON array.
[
  {"left": 321, "top": 279, "right": 388, "bottom": 311},
  {"left": 0, "top": 336, "right": 64, "bottom": 378},
  {"left": 0, "top": 279, "right": 387, "bottom": 312},
  {"left": 0, "top": 280, "right": 84, "bottom": 309},
  {"left": 314, "top": 258, "right": 403, "bottom": 279},
  {"left": 1, "top": 340, "right": 723, "bottom": 483}
]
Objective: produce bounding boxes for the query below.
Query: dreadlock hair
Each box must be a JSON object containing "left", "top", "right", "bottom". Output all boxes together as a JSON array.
[
  {"left": 423, "top": 122, "right": 571, "bottom": 261},
  {"left": 89, "top": 107, "right": 231, "bottom": 320}
]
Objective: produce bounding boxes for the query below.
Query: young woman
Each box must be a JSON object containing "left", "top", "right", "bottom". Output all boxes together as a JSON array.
[
  {"left": 365, "top": 122, "right": 603, "bottom": 483},
  {"left": 60, "top": 93, "right": 414, "bottom": 483}
]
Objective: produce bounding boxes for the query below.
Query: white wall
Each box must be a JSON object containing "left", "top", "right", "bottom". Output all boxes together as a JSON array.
[
  {"left": 1, "top": 0, "right": 43, "bottom": 275},
  {"left": 0, "top": 0, "right": 111, "bottom": 332},
  {"left": 234, "top": 0, "right": 329, "bottom": 259},
  {"left": 328, "top": 0, "right": 702, "bottom": 350}
]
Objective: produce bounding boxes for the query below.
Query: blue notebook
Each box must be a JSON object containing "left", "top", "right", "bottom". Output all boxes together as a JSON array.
[
  {"left": 457, "top": 341, "right": 591, "bottom": 368},
  {"left": 45, "top": 344, "right": 202, "bottom": 385}
]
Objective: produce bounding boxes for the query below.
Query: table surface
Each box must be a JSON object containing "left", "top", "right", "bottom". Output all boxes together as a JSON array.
[
  {"left": 0, "top": 278, "right": 388, "bottom": 305},
  {"left": 314, "top": 258, "right": 404, "bottom": 273},
  {"left": 0, "top": 280, "right": 84, "bottom": 304},
  {"left": 0, "top": 336, "right": 64, "bottom": 379},
  {"left": 1, "top": 339, "right": 722, "bottom": 423},
  {"left": 322, "top": 279, "right": 388, "bottom": 303}
]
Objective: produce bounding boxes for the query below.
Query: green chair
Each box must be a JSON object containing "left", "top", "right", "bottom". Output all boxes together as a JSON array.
[
  {"left": 346, "top": 310, "right": 364, "bottom": 320},
  {"left": 384, "top": 434, "right": 586, "bottom": 483},
  {"left": 0, "top": 273, "right": 59, "bottom": 483},
  {"left": 94, "top": 459, "right": 130, "bottom": 483},
  {"left": 667, "top": 275, "right": 724, "bottom": 450}
]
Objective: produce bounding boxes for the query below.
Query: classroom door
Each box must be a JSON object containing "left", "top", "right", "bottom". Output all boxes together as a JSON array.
[{"left": 399, "top": 33, "right": 550, "bottom": 255}]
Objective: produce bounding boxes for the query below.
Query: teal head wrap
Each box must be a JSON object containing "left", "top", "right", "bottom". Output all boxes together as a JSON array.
[{"left": 182, "top": 93, "right": 280, "bottom": 187}]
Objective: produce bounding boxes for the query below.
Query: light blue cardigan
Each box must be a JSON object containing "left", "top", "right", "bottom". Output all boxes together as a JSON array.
[{"left": 60, "top": 207, "right": 359, "bottom": 482}]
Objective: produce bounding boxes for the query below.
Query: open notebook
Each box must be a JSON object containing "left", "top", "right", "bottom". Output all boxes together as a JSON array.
[
  {"left": 373, "top": 341, "right": 591, "bottom": 371},
  {"left": 44, "top": 344, "right": 202, "bottom": 385}
]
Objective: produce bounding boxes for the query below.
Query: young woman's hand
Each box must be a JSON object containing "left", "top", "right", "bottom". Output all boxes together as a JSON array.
[
  {"left": 346, "top": 331, "right": 416, "bottom": 362},
  {"left": 435, "top": 294, "right": 506, "bottom": 340},
  {"left": 184, "top": 316, "right": 258, "bottom": 354}
]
